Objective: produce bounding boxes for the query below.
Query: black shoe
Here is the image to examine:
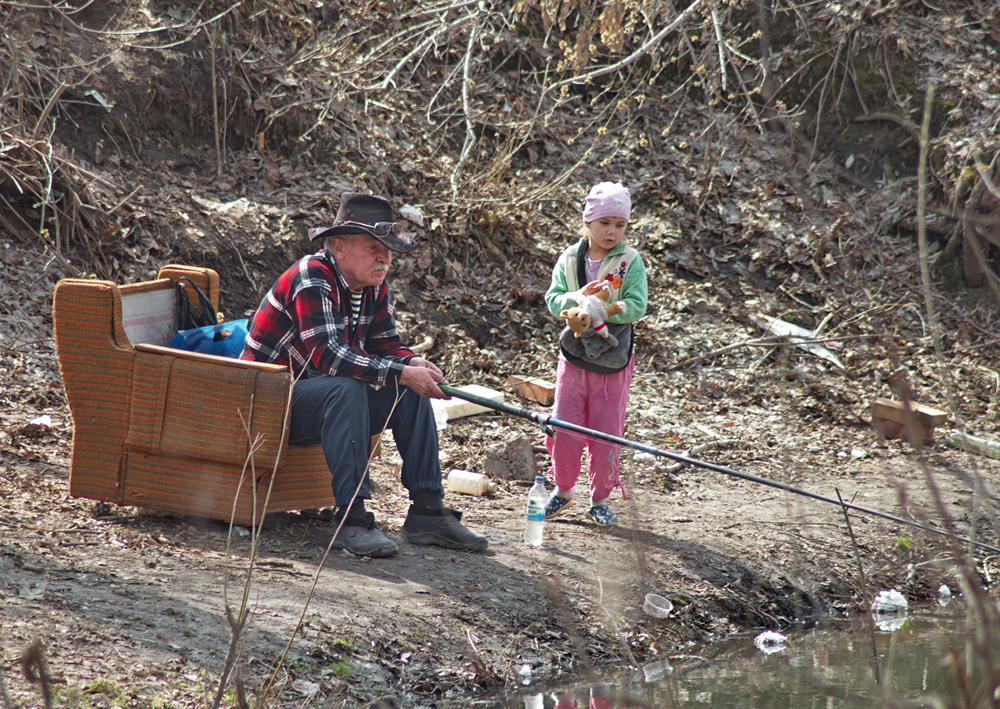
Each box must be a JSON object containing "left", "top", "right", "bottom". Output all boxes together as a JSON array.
[
  {"left": 401, "top": 506, "right": 489, "bottom": 551},
  {"left": 331, "top": 511, "right": 398, "bottom": 558}
]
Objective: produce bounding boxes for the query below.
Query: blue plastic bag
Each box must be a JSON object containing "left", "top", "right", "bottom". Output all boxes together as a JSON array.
[{"left": 169, "top": 319, "right": 249, "bottom": 358}]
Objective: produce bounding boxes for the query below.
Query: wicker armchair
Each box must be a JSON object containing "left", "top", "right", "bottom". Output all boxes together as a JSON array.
[{"left": 53, "top": 265, "right": 337, "bottom": 525}]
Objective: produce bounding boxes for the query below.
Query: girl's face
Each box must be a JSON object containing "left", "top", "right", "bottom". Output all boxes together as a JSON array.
[{"left": 585, "top": 217, "right": 628, "bottom": 258}]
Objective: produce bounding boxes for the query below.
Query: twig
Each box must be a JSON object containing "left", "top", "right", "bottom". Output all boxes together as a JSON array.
[
  {"left": 835, "top": 488, "right": 880, "bottom": 686},
  {"left": 566, "top": 578, "right": 639, "bottom": 669},
  {"left": 352, "top": 14, "right": 475, "bottom": 93},
  {"left": 0, "top": 655, "right": 11, "bottom": 709},
  {"left": 851, "top": 111, "right": 921, "bottom": 141},
  {"left": 211, "top": 409, "right": 265, "bottom": 709},
  {"left": 541, "top": 0, "right": 703, "bottom": 98},
  {"left": 59, "top": 1, "right": 240, "bottom": 39},
  {"left": 728, "top": 41, "right": 765, "bottom": 133},
  {"left": 710, "top": 4, "right": 727, "bottom": 93},
  {"left": 659, "top": 439, "right": 741, "bottom": 475},
  {"left": 941, "top": 158, "right": 989, "bottom": 263},
  {"left": 211, "top": 26, "right": 222, "bottom": 179},
  {"left": 47, "top": 151, "right": 123, "bottom": 191},
  {"left": 20, "top": 639, "right": 52, "bottom": 709},
  {"left": 811, "top": 40, "right": 844, "bottom": 160},
  {"left": 916, "top": 84, "right": 969, "bottom": 426},
  {"left": 30, "top": 81, "right": 71, "bottom": 144},
  {"left": 106, "top": 184, "right": 143, "bottom": 215},
  {"left": 450, "top": 3, "right": 486, "bottom": 200},
  {"left": 254, "top": 387, "right": 403, "bottom": 709},
  {"left": 665, "top": 334, "right": 862, "bottom": 371},
  {"left": 974, "top": 152, "right": 1000, "bottom": 200}
]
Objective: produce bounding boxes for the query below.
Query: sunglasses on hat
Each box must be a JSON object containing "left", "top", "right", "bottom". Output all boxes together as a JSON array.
[{"left": 334, "top": 220, "right": 400, "bottom": 237}]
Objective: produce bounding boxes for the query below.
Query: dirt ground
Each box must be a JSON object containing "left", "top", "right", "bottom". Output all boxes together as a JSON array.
[
  {"left": 3, "top": 1, "right": 1000, "bottom": 707},
  {"left": 4, "top": 225, "right": 1000, "bottom": 707}
]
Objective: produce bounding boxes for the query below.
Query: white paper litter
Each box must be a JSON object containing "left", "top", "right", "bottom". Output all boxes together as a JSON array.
[
  {"left": 190, "top": 194, "right": 250, "bottom": 219},
  {"left": 399, "top": 204, "right": 425, "bottom": 227},
  {"left": 872, "top": 588, "right": 907, "bottom": 613},
  {"left": 85, "top": 89, "right": 115, "bottom": 111},
  {"left": 518, "top": 664, "right": 533, "bottom": 686},
  {"left": 753, "top": 630, "right": 787, "bottom": 654},
  {"left": 760, "top": 316, "right": 844, "bottom": 369},
  {"left": 872, "top": 588, "right": 908, "bottom": 632}
]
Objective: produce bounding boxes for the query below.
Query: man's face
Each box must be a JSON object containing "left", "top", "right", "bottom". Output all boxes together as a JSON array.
[{"left": 331, "top": 233, "right": 393, "bottom": 290}]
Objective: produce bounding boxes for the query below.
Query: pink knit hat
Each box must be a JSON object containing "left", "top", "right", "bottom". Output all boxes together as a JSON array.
[{"left": 582, "top": 181, "right": 631, "bottom": 222}]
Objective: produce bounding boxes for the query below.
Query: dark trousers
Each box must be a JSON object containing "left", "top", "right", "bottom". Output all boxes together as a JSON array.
[{"left": 289, "top": 376, "right": 444, "bottom": 507}]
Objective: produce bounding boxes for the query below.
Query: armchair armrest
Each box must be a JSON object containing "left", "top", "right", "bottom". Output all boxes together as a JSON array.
[
  {"left": 133, "top": 344, "right": 288, "bottom": 373},
  {"left": 53, "top": 279, "right": 135, "bottom": 501}
]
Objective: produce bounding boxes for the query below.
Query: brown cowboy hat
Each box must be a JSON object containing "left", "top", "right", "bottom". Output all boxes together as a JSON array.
[{"left": 310, "top": 193, "right": 416, "bottom": 253}]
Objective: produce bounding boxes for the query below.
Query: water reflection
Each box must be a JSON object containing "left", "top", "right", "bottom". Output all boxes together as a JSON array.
[{"left": 452, "top": 607, "right": 988, "bottom": 709}]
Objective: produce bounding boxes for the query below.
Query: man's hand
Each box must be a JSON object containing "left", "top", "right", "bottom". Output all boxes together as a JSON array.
[
  {"left": 399, "top": 357, "right": 449, "bottom": 398},
  {"left": 408, "top": 356, "right": 444, "bottom": 378}
]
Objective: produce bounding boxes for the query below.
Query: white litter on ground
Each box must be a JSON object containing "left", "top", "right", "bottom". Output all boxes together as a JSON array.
[
  {"left": 872, "top": 588, "right": 909, "bottom": 632},
  {"left": 753, "top": 630, "right": 788, "bottom": 654}
]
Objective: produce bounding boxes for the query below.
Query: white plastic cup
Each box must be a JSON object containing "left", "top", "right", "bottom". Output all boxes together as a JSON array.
[
  {"left": 523, "top": 693, "right": 542, "bottom": 709},
  {"left": 641, "top": 660, "right": 673, "bottom": 682},
  {"left": 643, "top": 594, "right": 673, "bottom": 619}
]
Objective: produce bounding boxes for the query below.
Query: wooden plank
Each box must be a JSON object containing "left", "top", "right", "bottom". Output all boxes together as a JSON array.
[
  {"left": 507, "top": 375, "right": 556, "bottom": 406},
  {"left": 871, "top": 397, "right": 949, "bottom": 427}
]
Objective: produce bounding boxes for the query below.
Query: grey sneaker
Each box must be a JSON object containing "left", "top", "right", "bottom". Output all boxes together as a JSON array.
[
  {"left": 331, "top": 513, "right": 398, "bottom": 558},
  {"left": 544, "top": 495, "right": 573, "bottom": 519},
  {"left": 402, "top": 506, "right": 489, "bottom": 551},
  {"left": 586, "top": 505, "right": 618, "bottom": 526}
]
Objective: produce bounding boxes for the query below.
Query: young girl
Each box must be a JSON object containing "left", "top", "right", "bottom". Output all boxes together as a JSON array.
[{"left": 543, "top": 181, "right": 648, "bottom": 526}]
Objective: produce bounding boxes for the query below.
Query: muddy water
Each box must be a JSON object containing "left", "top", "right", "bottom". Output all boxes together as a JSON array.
[{"left": 468, "top": 605, "right": 990, "bottom": 708}]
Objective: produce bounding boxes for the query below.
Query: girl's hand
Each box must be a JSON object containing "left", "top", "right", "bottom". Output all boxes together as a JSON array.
[{"left": 580, "top": 280, "right": 606, "bottom": 296}]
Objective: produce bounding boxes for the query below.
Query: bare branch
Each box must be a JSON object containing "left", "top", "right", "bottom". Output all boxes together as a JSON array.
[
  {"left": 451, "top": 3, "right": 487, "bottom": 199},
  {"left": 711, "top": 3, "right": 727, "bottom": 93},
  {"left": 353, "top": 13, "right": 476, "bottom": 93},
  {"left": 541, "top": 0, "right": 703, "bottom": 98},
  {"left": 852, "top": 110, "right": 921, "bottom": 140},
  {"left": 974, "top": 153, "right": 1000, "bottom": 201}
]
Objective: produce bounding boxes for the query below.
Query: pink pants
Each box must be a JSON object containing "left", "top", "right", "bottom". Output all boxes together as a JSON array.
[{"left": 545, "top": 356, "right": 634, "bottom": 502}]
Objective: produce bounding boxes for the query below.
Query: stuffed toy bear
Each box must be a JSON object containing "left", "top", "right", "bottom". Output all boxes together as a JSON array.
[{"left": 560, "top": 284, "right": 626, "bottom": 339}]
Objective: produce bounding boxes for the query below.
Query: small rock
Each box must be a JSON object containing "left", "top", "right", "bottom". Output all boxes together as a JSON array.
[{"left": 483, "top": 435, "right": 537, "bottom": 482}]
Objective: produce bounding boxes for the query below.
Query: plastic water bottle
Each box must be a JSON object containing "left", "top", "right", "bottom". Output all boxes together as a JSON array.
[{"left": 524, "top": 475, "right": 546, "bottom": 546}]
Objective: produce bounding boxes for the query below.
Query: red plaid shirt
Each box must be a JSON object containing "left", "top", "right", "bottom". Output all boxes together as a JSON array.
[{"left": 240, "top": 249, "right": 415, "bottom": 384}]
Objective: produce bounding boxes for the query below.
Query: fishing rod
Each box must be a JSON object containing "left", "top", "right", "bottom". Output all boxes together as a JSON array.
[{"left": 438, "top": 384, "right": 1000, "bottom": 554}]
